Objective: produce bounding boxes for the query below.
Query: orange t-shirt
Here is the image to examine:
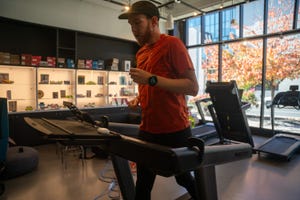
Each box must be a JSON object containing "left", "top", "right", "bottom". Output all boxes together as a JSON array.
[{"left": 136, "top": 34, "right": 194, "bottom": 133}]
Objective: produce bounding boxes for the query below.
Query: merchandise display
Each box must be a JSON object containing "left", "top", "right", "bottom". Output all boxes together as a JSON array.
[
  {"left": 37, "top": 68, "right": 75, "bottom": 110},
  {"left": 107, "top": 71, "right": 137, "bottom": 106},
  {"left": 0, "top": 65, "right": 36, "bottom": 111},
  {"left": 0, "top": 17, "right": 139, "bottom": 113},
  {"left": 0, "top": 65, "right": 137, "bottom": 112}
]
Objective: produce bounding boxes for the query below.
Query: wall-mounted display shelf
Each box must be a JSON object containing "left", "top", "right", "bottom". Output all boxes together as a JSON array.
[
  {"left": 0, "top": 65, "right": 36, "bottom": 112},
  {"left": 0, "top": 17, "right": 140, "bottom": 113},
  {"left": 0, "top": 65, "right": 137, "bottom": 112},
  {"left": 0, "top": 16, "right": 139, "bottom": 70},
  {"left": 108, "top": 71, "right": 137, "bottom": 106},
  {"left": 37, "top": 67, "right": 76, "bottom": 110},
  {"left": 76, "top": 69, "right": 108, "bottom": 108}
]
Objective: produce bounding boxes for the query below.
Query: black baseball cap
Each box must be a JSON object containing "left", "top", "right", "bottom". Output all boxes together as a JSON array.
[{"left": 118, "top": 1, "right": 160, "bottom": 19}]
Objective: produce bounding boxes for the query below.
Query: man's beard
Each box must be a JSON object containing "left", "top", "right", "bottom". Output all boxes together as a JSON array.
[{"left": 135, "top": 24, "right": 153, "bottom": 46}]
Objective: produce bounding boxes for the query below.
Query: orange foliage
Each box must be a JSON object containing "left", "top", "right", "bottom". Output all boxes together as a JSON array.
[{"left": 201, "top": 0, "right": 300, "bottom": 93}]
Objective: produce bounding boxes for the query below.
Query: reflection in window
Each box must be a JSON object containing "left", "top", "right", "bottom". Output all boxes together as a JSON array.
[
  {"left": 204, "top": 12, "right": 219, "bottom": 43},
  {"left": 267, "top": 0, "right": 295, "bottom": 33},
  {"left": 264, "top": 34, "right": 300, "bottom": 133},
  {"left": 187, "top": 16, "right": 201, "bottom": 46},
  {"left": 222, "top": 6, "right": 240, "bottom": 40},
  {"left": 243, "top": 0, "right": 264, "bottom": 37}
]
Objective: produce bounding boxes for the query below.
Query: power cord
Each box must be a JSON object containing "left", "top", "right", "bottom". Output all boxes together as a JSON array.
[{"left": 94, "top": 160, "right": 121, "bottom": 200}]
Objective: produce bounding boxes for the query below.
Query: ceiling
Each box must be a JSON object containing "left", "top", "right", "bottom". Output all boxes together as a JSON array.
[{"left": 99, "top": 0, "right": 248, "bottom": 19}]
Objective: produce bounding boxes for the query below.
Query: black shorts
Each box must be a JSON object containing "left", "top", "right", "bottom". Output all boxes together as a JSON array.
[{"left": 138, "top": 126, "right": 192, "bottom": 148}]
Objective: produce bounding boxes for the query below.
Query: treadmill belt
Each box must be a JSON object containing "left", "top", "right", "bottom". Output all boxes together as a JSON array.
[
  {"left": 191, "top": 124, "right": 216, "bottom": 138},
  {"left": 259, "top": 137, "right": 298, "bottom": 155},
  {"left": 45, "top": 119, "right": 97, "bottom": 135},
  {"left": 30, "top": 118, "right": 69, "bottom": 135},
  {"left": 24, "top": 117, "right": 119, "bottom": 140}
]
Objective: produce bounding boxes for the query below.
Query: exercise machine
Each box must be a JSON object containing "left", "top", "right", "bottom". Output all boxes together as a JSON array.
[
  {"left": 255, "top": 85, "right": 300, "bottom": 161},
  {"left": 205, "top": 80, "right": 254, "bottom": 147},
  {"left": 193, "top": 98, "right": 218, "bottom": 142},
  {"left": 24, "top": 117, "right": 251, "bottom": 200},
  {"left": 24, "top": 102, "right": 252, "bottom": 200}
]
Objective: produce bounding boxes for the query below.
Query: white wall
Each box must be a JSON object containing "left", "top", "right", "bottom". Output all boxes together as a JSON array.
[
  {"left": 0, "top": 0, "right": 133, "bottom": 40},
  {"left": 0, "top": 0, "right": 167, "bottom": 41}
]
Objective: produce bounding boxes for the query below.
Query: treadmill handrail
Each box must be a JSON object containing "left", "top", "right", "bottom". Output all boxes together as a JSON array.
[{"left": 24, "top": 117, "right": 252, "bottom": 177}]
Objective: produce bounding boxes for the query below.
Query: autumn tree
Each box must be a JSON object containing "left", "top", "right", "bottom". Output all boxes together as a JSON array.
[{"left": 201, "top": 0, "right": 300, "bottom": 105}]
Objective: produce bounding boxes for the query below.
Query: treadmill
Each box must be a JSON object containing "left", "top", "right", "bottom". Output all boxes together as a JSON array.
[
  {"left": 24, "top": 101, "right": 252, "bottom": 200},
  {"left": 192, "top": 97, "right": 217, "bottom": 142},
  {"left": 254, "top": 85, "right": 300, "bottom": 161},
  {"left": 205, "top": 80, "right": 255, "bottom": 147}
]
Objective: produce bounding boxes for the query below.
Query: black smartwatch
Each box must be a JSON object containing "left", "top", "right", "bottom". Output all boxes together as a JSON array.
[{"left": 148, "top": 75, "right": 158, "bottom": 86}]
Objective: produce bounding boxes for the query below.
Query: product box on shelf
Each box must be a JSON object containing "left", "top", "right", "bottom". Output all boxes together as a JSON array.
[
  {"left": 8, "top": 101, "right": 17, "bottom": 112},
  {"left": 10, "top": 54, "right": 20, "bottom": 65},
  {"left": 39, "top": 74, "right": 49, "bottom": 84},
  {"left": 6, "top": 90, "right": 12, "bottom": 100},
  {"left": 0, "top": 73, "right": 10, "bottom": 83},
  {"left": 121, "top": 60, "right": 131, "bottom": 72},
  {"left": 98, "top": 59, "right": 105, "bottom": 70},
  {"left": 92, "top": 59, "right": 105, "bottom": 70},
  {"left": 85, "top": 59, "right": 92, "bottom": 69},
  {"left": 77, "top": 59, "right": 85, "bottom": 68},
  {"left": 0, "top": 52, "right": 11, "bottom": 64},
  {"left": 106, "top": 58, "right": 119, "bottom": 71},
  {"left": 92, "top": 60, "right": 98, "bottom": 70},
  {"left": 39, "top": 61, "right": 48, "bottom": 67},
  {"left": 47, "top": 57, "right": 56, "bottom": 67},
  {"left": 31, "top": 56, "right": 42, "bottom": 66},
  {"left": 21, "top": 54, "right": 32, "bottom": 65},
  {"left": 66, "top": 59, "right": 74, "bottom": 68},
  {"left": 57, "top": 57, "right": 66, "bottom": 68}
]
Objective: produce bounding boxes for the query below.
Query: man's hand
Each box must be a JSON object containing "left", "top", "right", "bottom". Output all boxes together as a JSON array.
[
  {"left": 129, "top": 68, "right": 151, "bottom": 85},
  {"left": 127, "top": 97, "right": 140, "bottom": 110}
]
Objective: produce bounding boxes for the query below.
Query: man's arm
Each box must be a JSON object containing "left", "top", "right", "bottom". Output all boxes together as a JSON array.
[{"left": 129, "top": 68, "right": 199, "bottom": 96}]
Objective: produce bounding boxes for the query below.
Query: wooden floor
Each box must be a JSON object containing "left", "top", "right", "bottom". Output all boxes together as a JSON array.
[{"left": 1, "top": 136, "right": 300, "bottom": 200}]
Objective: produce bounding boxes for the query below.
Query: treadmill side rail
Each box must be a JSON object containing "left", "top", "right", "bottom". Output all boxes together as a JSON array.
[{"left": 254, "top": 134, "right": 300, "bottom": 161}]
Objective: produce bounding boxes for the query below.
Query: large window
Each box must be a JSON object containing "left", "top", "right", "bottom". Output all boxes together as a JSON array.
[
  {"left": 204, "top": 12, "right": 219, "bottom": 43},
  {"left": 187, "top": 17, "right": 201, "bottom": 46},
  {"left": 188, "top": 47, "right": 206, "bottom": 94},
  {"left": 184, "top": 0, "right": 300, "bottom": 135},
  {"left": 243, "top": 0, "right": 264, "bottom": 37},
  {"left": 222, "top": 6, "right": 240, "bottom": 40},
  {"left": 201, "top": 45, "right": 219, "bottom": 82},
  {"left": 298, "top": 0, "right": 300, "bottom": 28},
  {"left": 264, "top": 34, "right": 300, "bottom": 133},
  {"left": 222, "top": 40, "right": 263, "bottom": 128},
  {"left": 267, "top": 0, "right": 295, "bottom": 33}
]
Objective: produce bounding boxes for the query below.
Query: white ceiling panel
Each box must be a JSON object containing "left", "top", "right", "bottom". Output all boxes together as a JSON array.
[{"left": 89, "top": 0, "right": 248, "bottom": 19}]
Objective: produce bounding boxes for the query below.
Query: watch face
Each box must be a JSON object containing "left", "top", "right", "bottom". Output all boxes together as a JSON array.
[{"left": 149, "top": 76, "right": 157, "bottom": 86}]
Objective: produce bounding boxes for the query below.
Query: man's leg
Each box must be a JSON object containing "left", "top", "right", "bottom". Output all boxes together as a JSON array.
[
  {"left": 135, "top": 164, "right": 156, "bottom": 200},
  {"left": 175, "top": 172, "right": 198, "bottom": 200}
]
